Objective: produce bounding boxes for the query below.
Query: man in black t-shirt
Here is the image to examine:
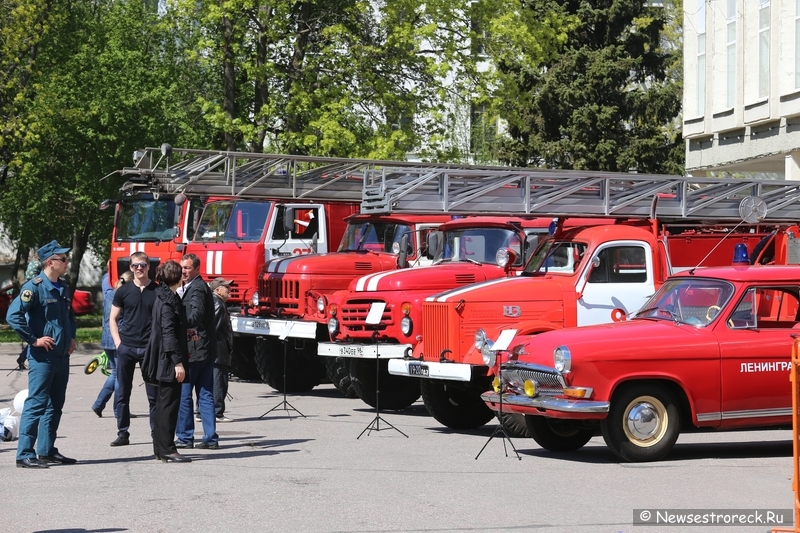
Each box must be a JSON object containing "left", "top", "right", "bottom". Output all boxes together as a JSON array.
[{"left": 108, "top": 252, "right": 158, "bottom": 447}]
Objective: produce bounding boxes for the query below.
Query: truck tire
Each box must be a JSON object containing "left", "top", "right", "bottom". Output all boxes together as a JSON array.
[
  {"left": 420, "top": 379, "right": 494, "bottom": 430},
  {"left": 230, "top": 337, "right": 262, "bottom": 381},
  {"left": 254, "top": 336, "right": 326, "bottom": 393},
  {"left": 324, "top": 357, "right": 357, "bottom": 398},
  {"left": 349, "top": 358, "right": 421, "bottom": 410},
  {"left": 600, "top": 383, "right": 680, "bottom": 462},
  {"left": 500, "top": 413, "right": 531, "bottom": 438},
  {"left": 525, "top": 416, "right": 594, "bottom": 452}
]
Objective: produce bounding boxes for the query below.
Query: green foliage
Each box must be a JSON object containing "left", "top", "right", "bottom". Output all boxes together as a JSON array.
[{"left": 487, "top": 0, "right": 683, "bottom": 174}]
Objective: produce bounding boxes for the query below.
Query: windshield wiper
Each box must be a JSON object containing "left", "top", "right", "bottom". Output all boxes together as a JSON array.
[{"left": 635, "top": 306, "right": 686, "bottom": 325}]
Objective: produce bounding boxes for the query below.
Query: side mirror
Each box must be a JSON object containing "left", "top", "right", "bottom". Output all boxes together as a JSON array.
[
  {"left": 396, "top": 234, "right": 410, "bottom": 269},
  {"left": 283, "top": 207, "right": 295, "bottom": 233},
  {"left": 427, "top": 232, "right": 441, "bottom": 260},
  {"left": 311, "top": 232, "right": 318, "bottom": 253},
  {"left": 591, "top": 256, "right": 601, "bottom": 268},
  {"left": 99, "top": 199, "right": 116, "bottom": 211},
  {"left": 173, "top": 225, "right": 181, "bottom": 241}
]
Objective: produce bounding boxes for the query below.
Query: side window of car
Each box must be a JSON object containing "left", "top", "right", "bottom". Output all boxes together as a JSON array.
[
  {"left": 728, "top": 286, "right": 800, "bottom": 329},
  {"left": 588, "top": 246, "right": 647, "bottom": 284}
]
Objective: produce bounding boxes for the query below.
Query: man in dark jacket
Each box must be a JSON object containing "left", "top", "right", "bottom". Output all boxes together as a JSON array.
[
  {"left": 175, "top": 253, "right": 219, "bottom": 449},
  {"left": 209, "top": 278, "right": 234, "bottom": 422}
]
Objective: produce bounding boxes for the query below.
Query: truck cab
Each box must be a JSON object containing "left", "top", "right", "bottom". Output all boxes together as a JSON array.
[{"left": 390, "top": 221, "right": 771, "bottom": 432}]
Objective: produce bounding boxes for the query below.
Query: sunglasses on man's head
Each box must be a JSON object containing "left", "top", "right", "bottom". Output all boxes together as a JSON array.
[{"left": 131, "top": 262, "right": 148, "bottom": 269}]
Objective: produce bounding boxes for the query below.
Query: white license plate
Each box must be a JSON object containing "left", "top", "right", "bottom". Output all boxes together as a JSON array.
[
  {"left": 408, "top": 362, "right": 429, "bottom": 377},
  {"left": 339, "top": 345, "right": 363, "bottom": 357},
  {"left": 249, "top": 320, "right": 268, "bottom": 330}
]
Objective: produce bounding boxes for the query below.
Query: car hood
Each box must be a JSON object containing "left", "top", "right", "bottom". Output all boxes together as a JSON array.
[
  {"left": 349, "top": 263, "right": 505, "bottom": 292},
  {"left": 264, "top": 252, "right": 397, "bottom": 276}
]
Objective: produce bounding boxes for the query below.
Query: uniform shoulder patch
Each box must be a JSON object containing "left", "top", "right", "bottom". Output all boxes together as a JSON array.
[
  {"left": 21, "top": 289, "right": 33, "bottom": 303},
  {"left": 32, "top": 277, "right": 43, "bottom": 285}
]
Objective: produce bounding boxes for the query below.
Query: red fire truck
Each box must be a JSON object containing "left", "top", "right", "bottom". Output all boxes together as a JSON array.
[
  {"left": 233, "top": 212, "right": 450, "bottom": 393},
  {"left": 481, "top": 262, "right": 800, "bottom": 462},
  {"left": 360, "top": 173, "right": 800, "bottom": 433}
]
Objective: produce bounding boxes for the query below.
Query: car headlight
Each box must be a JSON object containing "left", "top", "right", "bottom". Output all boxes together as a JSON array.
[
  {"left": 554, "top": 346, "right": 572, "bottom": 373},
  {"left": 328, "top": 318, "right": 339, "bottom": 335},
  {"left": 251, "top": 291, "right": 259, "bottom": 306},
  {"left": 481, "top": 339, "right": 496, "bottom": 366},
  {"left": 317, "top": 296, "right": 326, "bottom": 313},
  {"left": 496, "top": 248, "right": 510, "bottom": 267},
  {"left": 474, "top": 328, "right": 487, "bottom": 350},
  {"left": 400, "top": 316, "right": 412, "bottom": 336}
]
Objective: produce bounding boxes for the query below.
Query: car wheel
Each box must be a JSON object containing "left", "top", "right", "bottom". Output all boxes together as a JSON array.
[
  {"left": 600, "top": 383, "right": 680, "bottom": 462},
  {"left": 525, "top": 416, "right": 594, "bottom": 452}
]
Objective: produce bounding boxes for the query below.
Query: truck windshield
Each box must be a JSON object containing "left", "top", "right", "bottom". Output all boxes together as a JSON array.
[
  {"left": 438, "top": 227, "right": 521, "bottom": 265},
  {"left": 116, "top": 196, "right": 177, "bottom": 242},
  {"left": 525, "top": 238, "right": 588, "bottom": 274},
  {"left": 338, "top": 222, "right": 413, "bottom": 252},
  {"left": 633, "top": 278, "right": 735, "bottom": 327},
  {"left": 194, "top": 200, "right": 272, "bottom": 243}
]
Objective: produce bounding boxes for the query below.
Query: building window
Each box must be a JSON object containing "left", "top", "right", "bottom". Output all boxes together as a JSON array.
[
  {"left": 726, "top": 0, "right": 736, "bottom": 108},
  {"left": 759, "top": 0, "right": 770, "bottom": 99},
  {"left": 697, "top": 0, "right": 706, "bottom": 115}
]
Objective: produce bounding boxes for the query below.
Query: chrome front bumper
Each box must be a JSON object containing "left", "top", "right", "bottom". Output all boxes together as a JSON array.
[{"left": 481, "top": 391, "right": 610, "bottom": 414}]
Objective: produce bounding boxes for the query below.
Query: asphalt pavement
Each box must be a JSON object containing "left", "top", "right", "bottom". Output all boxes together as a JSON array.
[{"left": 0, "top": 344, "right": 794, "bottom": 533}]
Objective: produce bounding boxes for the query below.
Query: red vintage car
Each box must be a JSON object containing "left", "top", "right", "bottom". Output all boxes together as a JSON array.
[
  {"left": 0, "top": 283, "right": 94, "bottom": 319},
  {"left": 481, "top": 264, "right": 798, "bottom": 462}
]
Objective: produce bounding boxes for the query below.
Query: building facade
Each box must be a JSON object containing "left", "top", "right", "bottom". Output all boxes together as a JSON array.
[{"left": 684, "top": 0, "right": 800, "bottom": 178}]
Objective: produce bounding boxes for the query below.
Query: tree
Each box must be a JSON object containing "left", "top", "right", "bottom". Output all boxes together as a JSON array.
[{"left": 487, "top": 0, "right": 683, "bottom": 173}]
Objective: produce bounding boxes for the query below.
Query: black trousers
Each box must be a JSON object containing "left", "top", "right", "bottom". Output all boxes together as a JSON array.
[
  {"left": 114, "top": 343, "right": 157, "bottom": 438},
  {"left": 153, "top": 379, "right": 182, "bottom": 457}
]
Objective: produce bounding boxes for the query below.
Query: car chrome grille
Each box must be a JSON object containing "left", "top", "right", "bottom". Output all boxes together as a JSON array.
[{"left": 503, "top": 366, "right": 565, "bottom": 395}]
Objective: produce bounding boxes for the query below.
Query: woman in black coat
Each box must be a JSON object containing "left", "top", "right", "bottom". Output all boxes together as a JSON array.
[{"left": 144, "top": 260, "right": 190, "bottom": 463}]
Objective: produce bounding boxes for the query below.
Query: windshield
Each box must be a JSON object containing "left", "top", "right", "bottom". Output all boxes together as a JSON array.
[
  {"left": 194, "top": 200, "right": 271, "bottom": 243},
  {"left": 338, "top": 222, "right": 413, "bottom": 253},
  {"left": 116, "top": 196, "right": 177, "bottom": 242},
  {"left": 633, "top": 278, "right": 735, "bottom": 327},
  {"left": 438, "top": 227, "right": 522, "bottom": 265},
  {"left": 525, "top": 237, "right": 588, "bottom": 274}
]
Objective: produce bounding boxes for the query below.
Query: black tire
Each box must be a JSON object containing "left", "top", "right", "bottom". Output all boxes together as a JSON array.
[
  {"left": 420, "top": 379, "right": 494, "bottom": 430},
  {"left": 230, "top": 336, "right": 262, "bottom": 381},
  {"left": 254, "top": 336, "right": 326, "bottom": 393},
  {"left": 500, "top": 413, "right": 530, "bottom": 438},
  {"left": 525, "top": 416, "right": 594, "bottom": 452},
  {"left": 349, "top": 358, "right": 420, "bottom": 410},
  {"left": 324, "top": 357, "right": 357, "bottom": 398},
  {"left": 600, "top": 383, "right": 680, "bottom": 462}
]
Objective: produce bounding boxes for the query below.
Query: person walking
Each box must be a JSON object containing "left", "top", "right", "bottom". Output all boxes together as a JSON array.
[
  {"left": 142, "top": 261, "right": 191, "bottom": 463},
  {"left": 91, "top": 268, "right": 133, "bottom": 418},
  {"left": 175, "top": 253, "right": 219, "bottom": 449},
  {"left": 209, "top": 277, "right": 233, "bottom": 422},
  {"left": 6, "top": 240, "right": 77, "bottom": 468},
  {"left": 109, "top": 252, "right": 158, "bottom": 447}
]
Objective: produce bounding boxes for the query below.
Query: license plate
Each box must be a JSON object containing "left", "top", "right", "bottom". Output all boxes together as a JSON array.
[
  {"left": 339, "top": 345, "right": 363, "bottom": 357},
  {"left": 408, "top": 362, "right": 429, "bottom": 377},
  {"left": 248, "top": 320, "right": 268, "bottom": 331}
]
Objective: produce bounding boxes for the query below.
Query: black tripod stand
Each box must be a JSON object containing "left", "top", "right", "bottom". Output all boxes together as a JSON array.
[
  {"left": 357, "top": 330, "right": 408, "bottom": 439},
  {"left": 476, "top": 347, "right": 521, "bottom": 460},
  {"left": 260, "top": 336, "right": 306, "bottom": 420}
]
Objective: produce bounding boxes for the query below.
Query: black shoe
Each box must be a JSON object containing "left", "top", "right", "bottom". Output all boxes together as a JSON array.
[
  {"left": 110, "top": 436, "right": 130, "bottom": 447},
  {"left": 159, "top": 453, "right": 191, "bottom": 463},
  {"left": 174, "top": 441, "right": 193, "bottom": 449},
  {"left": 38, "top": 452, "right": 77, "bottom": 464},
  {"left": 16, "top": 458, "right": 49, "bottom": 469},
  {"left": 195, "top": 441, "right": 219, "bottom": 450},
  {"left": 92, "top": 406, "right": 102, "bottom": 418}
]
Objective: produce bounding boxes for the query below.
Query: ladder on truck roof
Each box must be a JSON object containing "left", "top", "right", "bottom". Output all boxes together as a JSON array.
[
  {"left": 360, "top": 168, "right": 800, "bottom": 223},
  {"left": 114, "top": 145, "right": 525, "bottom": 203}
]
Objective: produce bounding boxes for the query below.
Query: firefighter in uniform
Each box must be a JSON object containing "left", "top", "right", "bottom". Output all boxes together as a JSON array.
[{"left": 6, "top": 240, "right": 78, "bottom": 468}]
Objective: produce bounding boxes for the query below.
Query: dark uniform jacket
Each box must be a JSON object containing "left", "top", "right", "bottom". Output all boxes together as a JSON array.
[
  {"left": 181, "top": 276, "right": 217, "bottom": 363},
  {"left": 212, "top": 293, "right": 233, "bottom": 367},
  {"left": 142, "top": 284, "right": 188, "bottom": 383},
  {"left": 6, "top": 275, "right": 76, "bottom": 359}
]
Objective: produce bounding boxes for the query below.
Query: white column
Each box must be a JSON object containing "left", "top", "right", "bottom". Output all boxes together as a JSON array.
[{"left": 785, "top": 152, "right": 800, "bottom": 181}]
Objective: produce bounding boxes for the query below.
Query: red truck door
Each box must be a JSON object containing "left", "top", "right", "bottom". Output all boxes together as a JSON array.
[{"left": 718, "top": 286, "right": 796, "bottom": 428}]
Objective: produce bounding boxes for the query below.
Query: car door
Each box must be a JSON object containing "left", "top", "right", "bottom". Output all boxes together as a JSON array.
[{"left": 718, "top": 285, "right": 797, "bottom": 428}]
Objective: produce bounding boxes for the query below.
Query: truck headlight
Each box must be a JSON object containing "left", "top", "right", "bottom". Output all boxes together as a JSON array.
[
  {"left": 400, "top": 316, "right": 412, "bottom": 336},
  {"left": 474, "top": 328, "right": 487, "bottom": 350},
  {"left": 317, "top": 296, "right": 326, "bottom": 313},
  {"left": 554, "top": 346, "right": 572, "bottom": 373},
  {"left": 328, "top": 318, "right": 339, "bottom": 335},
  {"left": 251, "top": 291, "right": 259, "bottom": 306},
  {"left": 481, "top": 339, "right": 496, "bottom": 366}
]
